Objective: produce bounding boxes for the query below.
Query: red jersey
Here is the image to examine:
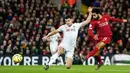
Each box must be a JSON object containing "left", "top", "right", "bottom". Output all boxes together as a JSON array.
[{"left": 88, "top": 15, "right": 123, "bottom": 37}]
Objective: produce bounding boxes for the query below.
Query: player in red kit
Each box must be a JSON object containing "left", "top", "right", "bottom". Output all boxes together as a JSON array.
[{"left": 86, "top": 7, "right": 127, "bottom": 70}]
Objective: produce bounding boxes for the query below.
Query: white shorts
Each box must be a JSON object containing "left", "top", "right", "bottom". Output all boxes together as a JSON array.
[{"left": 59, "top": 43, "right": 75, "bottom": 59}]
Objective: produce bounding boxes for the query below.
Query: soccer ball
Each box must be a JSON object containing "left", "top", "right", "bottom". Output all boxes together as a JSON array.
[{"left": 12, "top": 54, "right": 23, "bottom": 63}]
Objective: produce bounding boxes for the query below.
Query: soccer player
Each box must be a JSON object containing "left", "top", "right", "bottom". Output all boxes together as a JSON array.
[
  {"left": 42, "top": 7, "right": 92, "bottom": 70},
  {"left": 86, "top": 7, "right": 127, "bottom": 70},
  {"left": 47, "top": 27, "right": 61, "bottom": 65},
  {"left": 47, "top": 26, "right": 61, "bottom": 55}
]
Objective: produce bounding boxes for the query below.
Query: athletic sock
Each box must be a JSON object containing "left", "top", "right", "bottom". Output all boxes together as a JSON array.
[
  {"left": 49, "top": 53, "right": 59, "bottom": 66},
  {"left": 95, "top": 55, "right": 103, "bottom": 65},
  {"left": 86, "top": 47, "right": 99, "bottom": 60}
]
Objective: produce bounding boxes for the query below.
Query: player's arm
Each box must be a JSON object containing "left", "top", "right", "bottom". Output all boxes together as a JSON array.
[
  {"left": 42, "top": 26, "right": 63, "bottom": 41},
  {"left": 108, "top": 15, "right": 127, "bottom": 22},
  {"left": 47, "top": 38, "right": 51, "bottom": 42},
  {"left": 88, "top": 23, "right": 95, "bottom": 37},
  {"left": 80, "top": 7, "right": 92, "bottom": 27},
  {"left": 88, "top": 23, "right": 98, "bottom": 40},
  {"left": 42, "top": 30, "right": 60, "bottom": 41},
  {"left": 47, "top": 30, "right": 59, "bottom": 38}
]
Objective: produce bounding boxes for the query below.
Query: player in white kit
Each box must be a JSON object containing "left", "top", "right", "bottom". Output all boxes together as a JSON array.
[
  {"left": 47, "top": 27, "right": 62, "bottom": 65},
  {"left": 43, "top": 7, "right": 92, "bottom": 70},
  {"left": 48, "top": 27, "right": 61, "bottom": 54}
]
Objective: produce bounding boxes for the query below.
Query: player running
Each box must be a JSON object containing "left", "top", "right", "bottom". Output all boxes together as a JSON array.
[
  {"left": 42, "top": 7, "right": 92, "bottom": 70},
  {"left": 86, "top": 7, "right": 127, "bottom": 70}
]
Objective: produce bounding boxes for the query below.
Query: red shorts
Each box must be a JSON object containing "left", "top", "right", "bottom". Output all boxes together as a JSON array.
[{"left": 97, "top": 36, "right": 112, "bottom": 44}]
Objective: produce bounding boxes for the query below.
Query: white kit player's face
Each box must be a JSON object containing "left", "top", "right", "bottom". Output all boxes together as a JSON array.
[{"left": 65, "top": 18, "right": 73, "bottom": 26}]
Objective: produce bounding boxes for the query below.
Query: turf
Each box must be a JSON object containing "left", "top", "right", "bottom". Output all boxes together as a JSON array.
[{"left": 0, "top": 65, "right": 130, "bottom": 73}]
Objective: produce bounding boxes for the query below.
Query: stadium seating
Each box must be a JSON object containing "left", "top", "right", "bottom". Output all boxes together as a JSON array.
[{"left": 0, "top": 0, "right": 129, "bottom": 58}]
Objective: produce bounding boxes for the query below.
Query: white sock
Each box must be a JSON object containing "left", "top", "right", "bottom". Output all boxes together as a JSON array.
[{"left": 49, "top": 53, "right": 59, "bottom": 66}]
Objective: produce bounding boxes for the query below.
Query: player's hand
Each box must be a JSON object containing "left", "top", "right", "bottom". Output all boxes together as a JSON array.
[
  {"left": 123, "top": 19, "right": 127, "bottom": 22},
  {"left": 42, "top": 36, "right": 48, "bottom": 42},
  {"left": 94, "top": 35, "right": 98, "bottom": 40},
  {"left": 47, "top": 38, "right": 51, "bottom": 42},
  {"left": 88, "top": 7, "right": 93, "bottom": 13}
]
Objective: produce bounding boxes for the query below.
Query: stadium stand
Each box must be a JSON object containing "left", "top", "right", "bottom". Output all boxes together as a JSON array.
[{"left": 0, "top": 0, "right": 129, "bottom": 63}]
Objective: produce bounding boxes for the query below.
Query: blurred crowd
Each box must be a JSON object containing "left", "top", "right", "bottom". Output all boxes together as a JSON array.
[{"left": 0, "top": 0, "right": 130, "bottom": 62}]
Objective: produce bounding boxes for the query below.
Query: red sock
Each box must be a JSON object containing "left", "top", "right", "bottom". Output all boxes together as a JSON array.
[
  {"left": 95, "top": 55, "right": 103, "bottom": 65},
  {"left": 86, "top": 47, "right": 98, "bottom": 60}
]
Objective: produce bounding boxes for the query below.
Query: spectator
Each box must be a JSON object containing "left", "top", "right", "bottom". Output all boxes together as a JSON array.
[
  {"left": 73, "top": 50, "right": 82, "bottom": 64},
  {"left": 79, "top": 47, "right": 87, "bottom": 62},
  {"left": 126, "top": 38, "right": 130, "bottom": 54}
]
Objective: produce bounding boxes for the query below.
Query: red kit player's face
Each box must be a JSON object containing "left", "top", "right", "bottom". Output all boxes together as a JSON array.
[{"left": 92, "top": 13, "right": 99, "bottom": 20}]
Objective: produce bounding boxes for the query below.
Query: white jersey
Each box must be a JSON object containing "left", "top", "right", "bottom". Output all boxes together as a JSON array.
[
  {"left": 50, "top": 33, "right": 60, "bottom": 45},
  {"left": 49, "top": 33, "right": 60, "bottom": 52},
  {"left": 57, "top": 23, "right": 82, "bottom": 51}
]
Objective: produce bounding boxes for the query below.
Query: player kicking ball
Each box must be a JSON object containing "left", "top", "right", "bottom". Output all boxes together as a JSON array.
[
  {"left": 86, "top": 7, "right": 127, "bottom": 70},
  {"left": 42, "top": 7, "right": 93, "bottom": 70}
]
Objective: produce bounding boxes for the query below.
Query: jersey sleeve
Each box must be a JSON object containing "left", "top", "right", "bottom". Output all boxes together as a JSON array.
[
  {"left": 88, "top": 22, "right": 95, "bottom": 37},
  {"left": 57, "top": 25, "right": 64, "bottom": 32},
  {"left": 107, "top": 15, "right": 123, "bottom": 22},
  {"left": 75, "top": 23, "right": 83, "bottom": 30}
]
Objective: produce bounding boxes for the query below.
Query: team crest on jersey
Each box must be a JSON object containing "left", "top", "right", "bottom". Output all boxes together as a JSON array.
[
  {"left": 71, "top": 28, "right": 76, "bottom": 31},
  {"left": 66, "top": 25, "right": 76, "bottom": 32},
  {"left": 99, "top": 22, "right": 108, "bottom": 27},
  {"left": 71, "top": 26, "right": 76, "bottom": 31},
  {"left": 66, "top": 29, "right": 70, "bottom": 31},
  {"left": 66, "top": 28, "right": 75, "bottom": 32}
]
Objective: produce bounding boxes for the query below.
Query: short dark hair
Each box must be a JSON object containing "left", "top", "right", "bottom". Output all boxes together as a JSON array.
[
  {"left": 92, "top": 7, "right": 101, "bottom": 14},
  {"left": 64, "top": 15, "right": 72, "bottom": 19}
]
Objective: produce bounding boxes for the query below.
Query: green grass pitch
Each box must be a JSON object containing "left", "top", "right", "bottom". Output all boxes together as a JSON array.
[{"left": 0, "top": 65, "right": 130, "bottom": 73}]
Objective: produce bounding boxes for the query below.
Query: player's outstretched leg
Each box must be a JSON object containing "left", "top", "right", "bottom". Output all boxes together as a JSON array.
[
  {"left": 86, "top": 46, "right": 99, "bottom": 60},
  {"left": 43, "top": 52, "right": 59, "bottom": 71},
  {"left": 94, "top": 55, "right": 103, "bottom": 70},
  {"left": 66, "top": 57, "right": 72, "bottom": 69},
  {"left": 43, "top": 47, "right": 64, "bottom": 71},
  {"left": 95, "top": 63, "right": 103, "bottom": 70}
]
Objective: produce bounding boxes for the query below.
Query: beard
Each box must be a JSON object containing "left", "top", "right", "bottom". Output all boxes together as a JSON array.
[
  {"left": 93, "top": 15, "right": 100, "bottom": 20},
  {"left": 67, "top": 23, "right": 72, "bottom": 27}
]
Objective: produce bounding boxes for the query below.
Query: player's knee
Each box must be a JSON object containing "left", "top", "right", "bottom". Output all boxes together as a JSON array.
[
  {"left": 66, "top": 63, "right": 72, "bottom": 69},
  {"left": 66, "top": 66, "right": 71, "bottom": 69},
  {"left": 57, "top": 47, "right": 64, "bottom": 54},
  {"left": 96, "top": 45, "right": 101, "bottom": 50},
  {"left": 97, "top": 42, "right": 106, "bottom": 49},
  {"left": 94, "top": 51, "right": 100, "bottom": 56}
]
